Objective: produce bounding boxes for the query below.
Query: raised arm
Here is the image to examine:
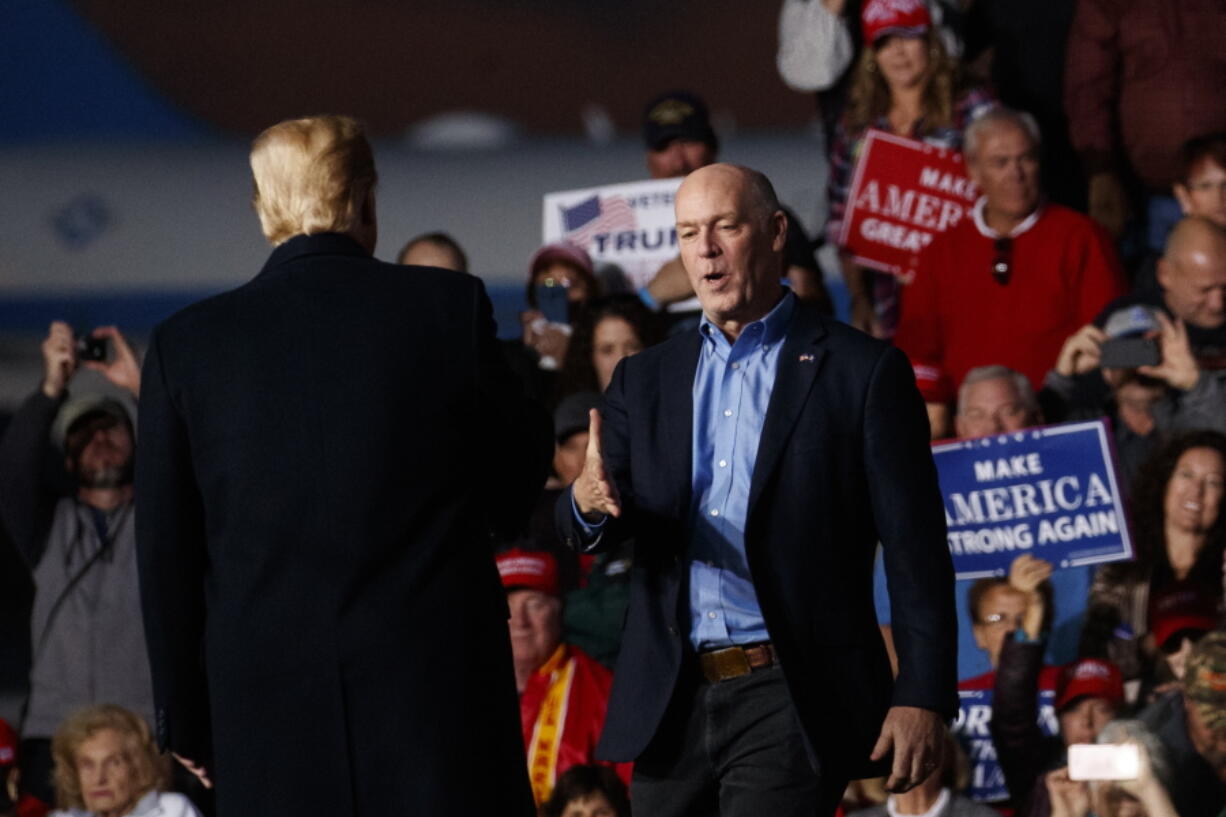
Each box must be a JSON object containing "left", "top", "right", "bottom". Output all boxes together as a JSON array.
[
  {"left": 0, "top": 321, "right": 80, "bottom": 566},
  {"left": 776, "top": 0, "right": 854, "bottom": 93},
  {"left": 991, "top": 555, "right": 1055, "bottom": 807}
]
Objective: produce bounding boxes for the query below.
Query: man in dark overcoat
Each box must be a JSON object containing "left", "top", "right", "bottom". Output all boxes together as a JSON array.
[{"left": 136, "top": 115, "right": 551, "bottom": 816}]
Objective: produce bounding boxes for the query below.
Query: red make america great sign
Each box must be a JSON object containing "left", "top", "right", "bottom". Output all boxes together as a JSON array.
[{"left": 838, "top": 129, "right": 979, "bottom": 282}]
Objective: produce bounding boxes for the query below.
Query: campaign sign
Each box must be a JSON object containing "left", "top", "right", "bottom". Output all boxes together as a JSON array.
[
  {"left": 543, "top": 177, "right": 687, "bottom": 298},
  {"left": 838, "top": 129, "right": 978, "bottom": 281},
  {"left": 933, "top": 420, "right": 1133, "bottom": 580},
  {"left": 953, "top": 682, "right": 1057, "bottom": 802}
]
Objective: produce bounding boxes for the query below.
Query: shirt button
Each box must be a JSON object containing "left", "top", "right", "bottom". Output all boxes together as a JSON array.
[
  {"left": 723, "top": 409, "right": 733, "bottom": 417},
  {"left": 710, "top": 508, "right": 720, "bottom": 517},
  {"left": 707, "top": 611, "right": 718, "bottom": 619},
  {"left": 731, "top": 362, "right": 740, "bottom": 370},
  {"left": 718, "top": 459, "right": 727, "bottom": 468}
]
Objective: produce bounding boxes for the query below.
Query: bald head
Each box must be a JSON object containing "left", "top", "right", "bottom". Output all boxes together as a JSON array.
[
  {"left": 1159, "top": 217, "right": 1226, "bottom": 329},
  {"left": 675, "top": 164, "right": 788, "bottom": 339},
  {"left": 678, "top": 164, "right": 781, "bottom": 225}
]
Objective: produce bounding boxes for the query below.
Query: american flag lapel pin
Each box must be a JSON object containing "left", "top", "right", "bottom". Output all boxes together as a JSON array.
[{"left": 798, "top": 353, "right": 815, "bottom": 363}]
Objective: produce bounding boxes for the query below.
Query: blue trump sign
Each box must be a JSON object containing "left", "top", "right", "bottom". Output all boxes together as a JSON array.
[
  {"left": 953, "top": 682, "right": 1058, "bottom": 802},
  {"left": 932, "top": 420, "right": 1133, "bottom": 580}
]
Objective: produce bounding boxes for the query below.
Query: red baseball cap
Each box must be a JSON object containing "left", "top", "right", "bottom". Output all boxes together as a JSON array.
[
  {"left": 496, "top": 548, "right": 560, "bottom": 597},
  {"left": 861, "top": 0, "right": 932, "bottom": 46},
  {"left": 1149, "top": 583, "right": 1218, "bottom": 650},
  {"left": 0, "top": 717, "right": 17, "bottom": 766},
  {"left": 1055, "top": 658, "right": 1124, "bottom": 712}
]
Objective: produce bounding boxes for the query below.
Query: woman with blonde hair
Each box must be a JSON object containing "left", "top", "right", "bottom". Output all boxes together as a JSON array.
[
  {"left": 826, "top": 0, "right": 994, "bottom": 338},
  {"left": 49, "top": 706, "right": 197, "bottom": 817}
]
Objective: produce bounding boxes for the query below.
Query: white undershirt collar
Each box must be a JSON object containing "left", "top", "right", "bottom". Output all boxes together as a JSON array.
[
  {"left": 971, "top": 196, "right": 1043, "bottom": 239},
  {"left": 886, "top": 787, "right": 951, "bottom": 817}
]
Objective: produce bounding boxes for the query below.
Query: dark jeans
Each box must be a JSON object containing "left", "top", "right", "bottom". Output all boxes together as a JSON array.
[{"left": 632, "top": 664, "right": 846, "bottom": 817}]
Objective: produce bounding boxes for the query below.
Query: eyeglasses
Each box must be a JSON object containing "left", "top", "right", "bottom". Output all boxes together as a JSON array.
[
  {"left": 1187, "top": 180, "right": 1226, "bottom": 196},
  {"left": 980, "top": 612, "right": 1023, "bottom": 627},
  {"left": 992, "top": 238, "right": 1012, "bottom": 285}
]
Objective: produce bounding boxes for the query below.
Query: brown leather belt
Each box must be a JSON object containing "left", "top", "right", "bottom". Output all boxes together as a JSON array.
[{"left": 699, "top": 642, "right": 777, "bottom": 683}]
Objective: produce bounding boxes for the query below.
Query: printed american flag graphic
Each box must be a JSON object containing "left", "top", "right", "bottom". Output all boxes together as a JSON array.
[{"left": 559, "top": 194, "right": 637, "bottom": 248}]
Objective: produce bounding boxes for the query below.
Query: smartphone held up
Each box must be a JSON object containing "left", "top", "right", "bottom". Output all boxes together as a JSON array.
[{"left": 1067, "top": 744, "right": 1140, "bottom": 781}]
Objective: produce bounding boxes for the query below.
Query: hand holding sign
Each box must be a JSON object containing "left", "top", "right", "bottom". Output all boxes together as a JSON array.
[
  {"left": 1008, "top": 553, "right": 1053, "bottom": 594},
  {"left": 1008, "top": 554, "right": 1053, "bottom": 640},
  {"left": 838, "top": 130, "right": 979, "bottom": 281},
  {"left": 935, "top": 420, "right": 1132, "bottom": 580}
]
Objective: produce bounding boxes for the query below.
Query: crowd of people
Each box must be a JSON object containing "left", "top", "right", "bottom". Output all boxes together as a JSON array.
[{"left": 1, "top": 0, "right": 1224, "bottom": 815}]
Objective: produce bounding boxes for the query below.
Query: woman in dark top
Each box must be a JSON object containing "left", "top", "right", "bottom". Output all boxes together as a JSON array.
[{"left": 1087, "top": 430, "right": 1226, "bottom": 679}]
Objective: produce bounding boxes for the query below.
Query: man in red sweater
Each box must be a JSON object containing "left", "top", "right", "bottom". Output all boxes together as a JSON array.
[{"left": 895, "top": 107, "right": 1126, "bottom": 424}]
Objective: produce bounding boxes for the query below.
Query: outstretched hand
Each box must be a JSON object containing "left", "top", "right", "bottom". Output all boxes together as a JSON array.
[
  {"left": 571, "top": 409, "right": 621, "bottom": 521},
  {"left": 870, "top": 706, "right": 944, "bottom": 793}
]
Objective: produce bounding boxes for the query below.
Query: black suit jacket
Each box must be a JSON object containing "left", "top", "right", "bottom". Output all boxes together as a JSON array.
[
  {"left": 136, "top": 233, "right": 550, "bottom": 817},
  {"left": 557, "top": 302, "right": 957, "bottom": 779}
]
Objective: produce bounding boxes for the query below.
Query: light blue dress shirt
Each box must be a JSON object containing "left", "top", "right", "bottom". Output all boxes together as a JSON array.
[
  {"left": 688, "top": 292, "right": 794, "bottom": 649},
  {"left": 571, "top": 292, "right": 796, "bottom": 650}
]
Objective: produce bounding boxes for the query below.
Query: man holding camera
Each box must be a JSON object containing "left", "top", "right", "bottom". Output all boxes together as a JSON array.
[
  {"left": 0, "top": 321, "right": 150, "bottom": 805},
  {"left": 1044, "top": 217, "right": 1226, "bottom": 454}
]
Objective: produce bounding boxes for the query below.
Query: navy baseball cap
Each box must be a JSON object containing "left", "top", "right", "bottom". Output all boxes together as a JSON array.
[{"left": 642, "top": 91, "right": 718, "bottom": 151}]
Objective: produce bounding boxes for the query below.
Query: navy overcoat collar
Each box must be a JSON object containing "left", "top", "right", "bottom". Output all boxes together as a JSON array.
[{"left": 258, "top": 232, "right": 371, "bottom": 277}]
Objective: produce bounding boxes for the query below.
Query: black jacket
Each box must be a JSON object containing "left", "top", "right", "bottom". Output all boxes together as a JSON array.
[
  {"left": 990, "top": 636, "right": 1065, "bottom": 817},
  {"left": 557, "top": 303, "right": 957, "bottom": 778},
  {"left": 136, "top": 233, "right": 551, "bottom": 817}
]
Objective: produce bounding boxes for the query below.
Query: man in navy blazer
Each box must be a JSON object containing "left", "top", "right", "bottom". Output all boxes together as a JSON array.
[
  {"left": 557, "top": 164, "right": 958, "bottom": 816},
  {"left": 136, "top": 116, "right": 549, "bottom": 817}
]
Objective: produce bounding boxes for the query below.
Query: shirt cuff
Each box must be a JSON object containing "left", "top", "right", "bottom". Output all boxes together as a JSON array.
[
  {"left": 570, "top": 491, "right": 608, "bottom": 545},
  {"left": 637, "top": 286, "right": 658, "bottom": 311},
  {"left": 1013, "top": 628, "right": 1044, "bottom": 645}
]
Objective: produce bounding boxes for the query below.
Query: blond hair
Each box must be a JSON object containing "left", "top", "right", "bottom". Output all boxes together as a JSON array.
[
  {"left": 249, "top": 114, "right": 377, "bottom": 245},
  {"left": 51, "top": 704, "right": 168, "bottom": 810},
  {"left": 844, "top": 32, "right": 958, "bottom": 138}
]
